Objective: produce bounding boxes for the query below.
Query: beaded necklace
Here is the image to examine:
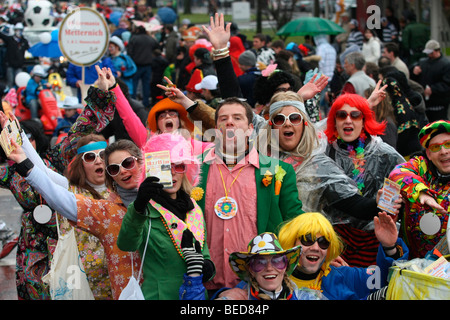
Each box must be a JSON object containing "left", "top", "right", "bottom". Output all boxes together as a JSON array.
[{"left": 338, "top": 133, "right": 367, "bottom": 192}]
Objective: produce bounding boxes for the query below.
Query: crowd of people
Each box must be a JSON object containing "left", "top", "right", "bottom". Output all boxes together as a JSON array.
[{"left": 0, "top": 1, "right": 448, "bottom": 302}]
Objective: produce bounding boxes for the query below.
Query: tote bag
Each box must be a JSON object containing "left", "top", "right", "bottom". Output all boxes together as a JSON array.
[{"left": 42, "top": 218, "right": 94, "bottom": 300}]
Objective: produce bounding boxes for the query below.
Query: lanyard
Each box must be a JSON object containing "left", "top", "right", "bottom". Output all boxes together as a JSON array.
[{"left": 218, "top": 165, "right": 245, "bottom": 199}]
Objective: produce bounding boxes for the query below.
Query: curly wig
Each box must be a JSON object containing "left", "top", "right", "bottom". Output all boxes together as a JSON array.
[{"left": 253, "top": 70, "right": 296, "bottom": 106}]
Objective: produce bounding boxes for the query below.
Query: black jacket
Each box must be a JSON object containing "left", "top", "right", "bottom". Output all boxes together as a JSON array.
[{"left": 411, "top": 54, "right": 450, "bottom": 107}]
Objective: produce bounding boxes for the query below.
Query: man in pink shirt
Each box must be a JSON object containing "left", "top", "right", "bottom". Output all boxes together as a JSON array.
[{"left": 193, "top": 97, "right": 304, "bottom": 295}]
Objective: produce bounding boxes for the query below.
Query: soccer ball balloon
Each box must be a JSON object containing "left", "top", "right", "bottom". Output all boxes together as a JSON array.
[{"left": 24, "top": 0, "right": 54, "bottom": 30}]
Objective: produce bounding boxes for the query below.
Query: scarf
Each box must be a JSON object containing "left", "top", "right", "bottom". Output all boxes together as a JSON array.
[
  {"left": 116, "top": 184, "right": 138, "bottom": 208},
  {"left": 152, "top": 189, "right": 194, "bottom": 221}
]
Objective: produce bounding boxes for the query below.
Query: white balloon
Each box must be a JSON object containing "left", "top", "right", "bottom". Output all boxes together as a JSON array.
[
  {"left": 15, "top": 72, "right": 31, "bottom": 87},
  {"left": 39, "top": 32, "right": 51, "bottom": 44}
]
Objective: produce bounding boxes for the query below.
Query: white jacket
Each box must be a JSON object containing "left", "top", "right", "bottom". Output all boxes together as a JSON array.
[{"left": 361, "top": 37, "right": 381, "bottom": 64}]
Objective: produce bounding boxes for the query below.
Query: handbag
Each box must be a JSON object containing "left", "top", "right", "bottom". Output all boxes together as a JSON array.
[
  {"left": 119, "top": 218, "right": 151, "bottom": 300},
  {"left": 42, "top": 216, "right": 95, "bottom": 300}
]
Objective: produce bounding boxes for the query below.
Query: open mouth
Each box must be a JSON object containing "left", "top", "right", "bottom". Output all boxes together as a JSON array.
[
  {"left": 343, "top": 127, "right": 354, "bottom": 134},
  {"left": 121, "top": 175, "right": 132, "bottom": 182},
  {"left": 95, "top": 168, "right": 104, "bottom": 174},
  {"left": 263, "top": 275, "right": 278, "bottom": 280},
  {"left": 305, "top": 255, "right": 320, "bottom": 262},
  {"left": 226, "top": 129, "right": 235, "bottom": 139},
  {"left": 165, "top": 121, "right": 174, "bottom": 130},
  {"left": 283, "top": 131, "right": 294, "bottom": 137}
]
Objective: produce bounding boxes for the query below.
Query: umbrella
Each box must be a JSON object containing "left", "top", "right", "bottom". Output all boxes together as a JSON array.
[
  {"left": 28, "top": 29, "right": 62, "bottom": 58},
  {"left": 277, "top": 17, "right": 345, "bottom": 36},
  {"left": 157, "top": 7, "right": 177, "bottom": 24}
]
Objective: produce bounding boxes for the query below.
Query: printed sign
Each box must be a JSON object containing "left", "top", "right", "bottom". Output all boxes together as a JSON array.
[
  {"left": 58, "top": 7, "right": 109, "bottom": 66},
  {"left": 144, "top": 151, "right": 173, "bottom": 188},
  {"left": 377, "top": 178, "right": 401, "bottom": 215}
]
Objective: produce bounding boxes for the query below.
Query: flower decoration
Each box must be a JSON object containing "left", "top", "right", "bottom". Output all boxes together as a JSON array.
[
  {"left": 262, "top": 170, "right": 273, "bottom": 187},
  {"left": 274, "top": 165, "right": 287, "bottom": 195},
  {"left": 190, "top": 187, "right": 204, "bottom": 201},
  {"left": 261, "top": 63, "right": 278, "bottom": 77},
  {"left": 250, "top": 233, "right": 276, "bottom": 253}
]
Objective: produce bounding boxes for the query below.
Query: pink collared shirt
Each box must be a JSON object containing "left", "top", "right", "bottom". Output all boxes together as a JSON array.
[{"left": 203, "top": 148, "right": 259, "bottom": 290}]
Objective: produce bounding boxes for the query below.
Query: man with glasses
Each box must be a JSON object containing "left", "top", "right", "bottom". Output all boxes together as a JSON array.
[{"left": 389, "top": 120, "right": 450, "bottom": 259}]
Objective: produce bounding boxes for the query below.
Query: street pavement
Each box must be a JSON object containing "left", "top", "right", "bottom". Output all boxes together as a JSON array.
[{"left": 0, "top": 187, "right": 23, "bottom": 300}]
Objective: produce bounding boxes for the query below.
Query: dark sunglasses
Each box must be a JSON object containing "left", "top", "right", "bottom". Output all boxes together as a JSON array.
[
  {"left": 428, "top": 139, "right": 450, "bottom": 153},
  {"left": 300, "top": 234, "right": 330, "bottom": 250},
  {"left": 106, "top": 156, "right": 137, "bottom": 176},
  {"left": 82, "top": 150, "right": 105, "bottom": 163},
  {"left": 335, "top": 110, "right": 363, "bottom": 121},
  {"left": 248, "top": 254, "right": 288, "bottom": 273},
  {"left": 171, "top": 163, "right": 186, "bottom": 174},
  {"left": 271, "top": 112, "right": 303, "bottom": 126}
]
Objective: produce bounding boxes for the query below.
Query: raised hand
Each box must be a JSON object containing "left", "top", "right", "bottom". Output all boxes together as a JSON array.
[
  {"left": 7, "top": 139, "right": 27, "bottom": 164},
  {"left": 367, "top": 80, "right": 387, "bottom": 108},
  {"left": 297, "top": 74, "right": 329, "bottom": 101},
  {"left": 374, "top": 211, "right": 398, "bottom": 248},
  {"left": 156, "top": 76, "right": 194, "bottom": 109},
  {"left": 95, "top": 66, "right": 116, "bottom": 91},
  {"left": 201, "top": 12, "right": 230, "bottom": 51}
]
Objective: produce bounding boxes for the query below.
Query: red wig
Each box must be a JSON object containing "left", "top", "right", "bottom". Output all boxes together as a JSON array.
[{"left": 324, "top": 94, "right": 386, "bottom": 143}]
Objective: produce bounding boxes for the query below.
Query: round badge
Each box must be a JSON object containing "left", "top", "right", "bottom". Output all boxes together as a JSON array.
[
  {"left": 33, "top": 204, "right": 52, "bottom": 224},
  {"left": 419, "top": 212, "right": 441, "bottom": 235},
  {"left": 214, "top": 197, "right": 238, "bottom": 220}
]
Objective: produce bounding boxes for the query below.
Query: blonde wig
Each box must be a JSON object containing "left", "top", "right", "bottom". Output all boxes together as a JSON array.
[
  {"left": 278, "top": 212, "right": 344, "bottom": 269},
  {"left": 259, "top": 91, "right": 319, "bottom": 158}
]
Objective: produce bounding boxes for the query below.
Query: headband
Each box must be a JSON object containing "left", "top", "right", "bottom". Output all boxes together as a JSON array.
[
  {"left": 77, "top": 141, "right": 107, "bottom": 154},
  {"left": 269, "top": 100, "right": 307, "bottom": 118}
]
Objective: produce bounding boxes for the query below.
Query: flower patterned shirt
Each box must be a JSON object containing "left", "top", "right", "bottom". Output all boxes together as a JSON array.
[
  {"left": 75, "top": 192, "right": 141, "bottom": 300},
  {"left": 58, "top": 185, "right": 113, "bottom": 300}
]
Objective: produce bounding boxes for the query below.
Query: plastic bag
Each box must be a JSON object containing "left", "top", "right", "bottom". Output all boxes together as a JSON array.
[
  {"left": 386, "top": 265, "right": 450, "bottom": 300},
  {"left": 118, "top": 275, "right": 145, "bottom": 300}
]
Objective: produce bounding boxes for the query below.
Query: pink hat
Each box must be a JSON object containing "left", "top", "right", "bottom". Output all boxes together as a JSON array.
[{"left": 141, "top": 133, "right": 200, "bottom": 186}]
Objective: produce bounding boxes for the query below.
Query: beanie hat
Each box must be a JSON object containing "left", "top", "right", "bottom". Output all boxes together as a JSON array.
[
  {"left": 238, "top": 50, "right": 256, "bottom": 67},
  {"left": 419, "top": 120, "right": 450, "bottom": 148}
]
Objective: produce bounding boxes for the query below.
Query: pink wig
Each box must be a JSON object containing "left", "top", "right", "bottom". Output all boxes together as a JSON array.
[
  {"left": 324, "top": 93, "right": 386, "bottom": 143},
  {"left": 140, "top": 133, "right": 200, "bottom": 186}
]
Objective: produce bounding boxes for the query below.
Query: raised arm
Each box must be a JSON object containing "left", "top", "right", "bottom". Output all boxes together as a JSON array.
[
  {"left": 100, "top": 66, "right": 148, "bottom": 148},
  {"left": 7, "top": 140, "right": 78, "bottom": 221}
]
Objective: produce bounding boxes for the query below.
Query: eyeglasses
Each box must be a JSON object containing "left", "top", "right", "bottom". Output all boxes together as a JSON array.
[
  {"left": 106, "top": 156, "right": 137, "bottom": 176},
  {"left": 171, "top": 163, "right": 186, "bottom": 174},
  {"left": 248, "top": 255, "right": 288, "bottom": 273},
  {"left": 335, "top": 110, "right": 363, "bottom": 121},
  {"left": 157, "top": 110, "right": 178, "bottom": 120},
  {"left": 299, "top": 234, "right": 330, "bottom": 250},
  {"left": 271, "top": 112, "right": 303, "bottom": 126},
  {"left": 82, "top": 150, "right": 105, "bottom": 163},
  {"left": 428, "top": 139, "right": 450, "bottom": 153}
]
